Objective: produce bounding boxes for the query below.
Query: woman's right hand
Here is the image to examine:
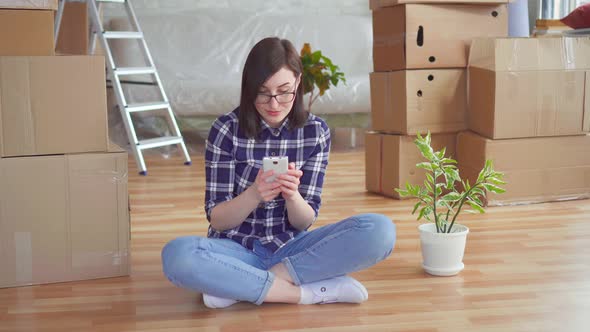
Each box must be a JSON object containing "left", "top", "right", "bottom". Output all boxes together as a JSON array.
[{"left": 251, "top": 168, "right": 282, "bottom": 202}]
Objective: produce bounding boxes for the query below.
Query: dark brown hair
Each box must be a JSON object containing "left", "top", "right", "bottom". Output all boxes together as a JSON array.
[{"left": 239, "top": 37, "right": 307, "bottom": 139}]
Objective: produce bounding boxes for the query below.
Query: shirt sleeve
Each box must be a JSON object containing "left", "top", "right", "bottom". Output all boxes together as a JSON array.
[
  {"left": 298, "top": 122, "right": 331, "bottom": 225},
  {"left": 204, "top": 118, "right": 236, "bottom": 222}
]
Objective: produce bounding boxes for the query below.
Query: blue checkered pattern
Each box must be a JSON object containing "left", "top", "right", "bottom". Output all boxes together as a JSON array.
[{"left": 205, "top": 108, "right": 331, "bottom": 252}]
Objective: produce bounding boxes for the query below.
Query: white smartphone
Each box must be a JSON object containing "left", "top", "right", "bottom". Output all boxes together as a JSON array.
[{"left": 263, "top": 156, "right": 288, "bottom": 183}]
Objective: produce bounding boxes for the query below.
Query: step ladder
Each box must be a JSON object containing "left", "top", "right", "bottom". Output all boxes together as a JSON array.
[{"left": 54, "top": 0, "right": 191, "bottom": 175}]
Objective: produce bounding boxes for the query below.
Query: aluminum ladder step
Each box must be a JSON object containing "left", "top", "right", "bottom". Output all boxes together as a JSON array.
[
  {"left": 126, "top": 102, "right": 170, "bottom": 113},
  {"left": 138, "top": 136, "right": 184, "bottom": 150},
  {"left": 103, "top": 31, "right": 143, "bottom": 39},
  {"left": 114, "top": 67, "right": 156, "bottom": 76}
]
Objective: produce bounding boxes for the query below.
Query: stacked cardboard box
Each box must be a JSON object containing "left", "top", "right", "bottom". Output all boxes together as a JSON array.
[
  {"left": 365, "top": 0, "right": 508, "bottom": 198},
  {"left": 459, "top": 36, "right": 590, "bottom": 206},
  {"left": 0, "top": 1, "right": 130, "bottom": 288},
  {"left": 55, "top": 1, "right": 89, "bottom": 55}
]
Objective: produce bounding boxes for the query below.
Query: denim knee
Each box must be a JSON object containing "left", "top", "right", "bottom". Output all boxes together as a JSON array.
[
  {"left": 356, "top": 213, "right": 396, "bottom": 261},
  {"left": 161, "top": 236, "right": 204, "bottom": 286}
]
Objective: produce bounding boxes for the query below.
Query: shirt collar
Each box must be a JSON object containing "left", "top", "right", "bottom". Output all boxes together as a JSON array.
[{"left": 260, "top": 117, "right": 290, "bottom": 137}]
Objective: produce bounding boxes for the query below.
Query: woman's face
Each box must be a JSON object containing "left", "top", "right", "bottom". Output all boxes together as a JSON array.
[{"left": 254, "top": 67, "right": 299, "bottom": 128}]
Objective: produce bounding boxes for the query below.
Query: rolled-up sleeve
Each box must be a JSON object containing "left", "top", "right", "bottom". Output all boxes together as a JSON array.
[
  {"left": 299, "top": 122, "right": 331, "bottom": 225},
  {"left": 204, "top": 119, "right": 236, "bottom": 222}
]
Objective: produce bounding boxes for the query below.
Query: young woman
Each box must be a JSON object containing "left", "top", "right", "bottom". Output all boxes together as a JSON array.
[{"left": 161, "top": 37, "right": 396, "bottom": 308}]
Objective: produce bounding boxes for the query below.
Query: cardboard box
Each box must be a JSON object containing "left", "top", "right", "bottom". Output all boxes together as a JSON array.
[
  {"left": 468, "top": 37, "right": 590, "bottom": 139},
  {"left": 469, "top": 37, "right": 590, "bottom": 72},
  {"left": 0, "top": 9, "right": 55, "bottom": 56},
  {"left": 457, "top": 130, "right": 590, "bottom": 206},
  {"left": 370, "top": 0, "right": 509, "bottom": 10},
  {"left": 0, "top": 0, "right": 57, "bottom": 10},
  {"left": 370, "top": 69, "right": 466, "bottom": 134},
  {"left": 56, "top": 2, "right": 89, "bottom": 55},
  {"left": 0, "top": 150, "right": 129, "bottom": 288},
  {"left": 469, "top": 68, "right": 588, "bottom": 139},
  {"left": 372, "top": 4, "right": 508, "bottom": 71},
  {"left": 365, "top": 131, "right": 457, "bottom": 198},
  {"left": 0, "top": 56, "right": 109, "bottom": 157}
]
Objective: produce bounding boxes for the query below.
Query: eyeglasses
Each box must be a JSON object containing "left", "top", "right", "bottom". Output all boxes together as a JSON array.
[{"left": 255, "top": 91, "right": 296, "bottom": 104}]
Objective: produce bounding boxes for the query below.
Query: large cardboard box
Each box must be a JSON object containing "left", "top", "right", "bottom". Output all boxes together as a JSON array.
[
  {"left": 468, "top": 37, "right": 590, "bottom": 139},
  {"left": 372, "top": 4, "right": 508, "bottom": 71},
  {"left": 365, "top": 131, "right": 457, "bottom": 198},
  {"left": 469, "top": 37, "right": 590, "bottom": 71},
  {"left": 0, "top": 150, "right": 129, "bottom": 288},
  {"left": 457, "top": 131, "right": 590, "bottom": 206},
  {"left": 370, "top": 69, "right": 466, "bottom": 134},
  {"left": 56, "top": 2, "right": 89, "bottom": 55},
  {"left": 0, "top": 56, "right": 109, "bottom": 157},
  {"left": 0, "top": 9, "right": 55, "bottom": 56},
  {"left": 0, "top": 0, "right": 57, "bottom": 10},
  {"left": 370, "top": 0, "right": 508, "bottom": 10}
]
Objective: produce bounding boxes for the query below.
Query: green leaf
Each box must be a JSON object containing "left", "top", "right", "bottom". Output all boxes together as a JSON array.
[
  {"left": 441, "top": 158, "right": 458, "bottom": 164},
  {"left": 412, "top": 201, "right": 421, "bottom": 214},
  {"left": 487, "top": 177, "right": 507, "bottom": 185},
  {"left": 425, "top": 180, "right": 433, "bottom": 193},
  {"left": 469, "top": 195, "right": 483, "bottom": 206},
  {"left": 311, "top": 50, "right": 322, "bottom": 63},
  {"left": 417, "top": 206, "right": 427, "bottom": 221},
  {"left": 395, "top": 188, "right": 408, "bottom": 197},
  {"left": 426, "top": 172, "right": 434, "bottom": 185},
  {"left": 416, "top": 162, "right": 432, "bottom": 171},
  {"left": 483, "top": 183, "right": 506, "bottom": 194},
  {"left": 442, "top": 192, "right": 462, "bottom": 201},
  {"left": 467, "top": 200, "right": 485, "bottom": 213}
]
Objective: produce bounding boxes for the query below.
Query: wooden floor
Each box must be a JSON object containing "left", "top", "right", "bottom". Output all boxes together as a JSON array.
[{"left": 1, "top": 149, "right": 590, "bottom": 332}]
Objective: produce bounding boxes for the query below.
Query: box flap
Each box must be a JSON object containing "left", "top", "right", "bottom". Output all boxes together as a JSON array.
[
  {"left": 0, "top": 57, "right": 36, "bottom": 155},
  {"left": 372, "top": 6, "right": 406, "bottom": 71},
  {"left": 469, "top": 37, "right": 590, "bottom": 71},
  {"left": 67, "top": 152, "right": 129, "bottom": 278},
  {"left": 0, "top": 156, "right": 69, "bottom": 287},
  {"left": 0, "top": 56, "right": 108, "bottom": 157}
]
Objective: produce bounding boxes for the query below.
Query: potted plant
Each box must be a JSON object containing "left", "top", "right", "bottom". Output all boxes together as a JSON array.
[
  {"left": 300, "top": 43, "right": 346, "bottom": 112},
  {"left": 395, "top": 132, "right": 506, "bottom": 276}
]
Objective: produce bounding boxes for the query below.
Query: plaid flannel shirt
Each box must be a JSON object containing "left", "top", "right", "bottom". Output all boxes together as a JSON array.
[{"left": 205, "top": 108, "right": 330, "bottom": 252}]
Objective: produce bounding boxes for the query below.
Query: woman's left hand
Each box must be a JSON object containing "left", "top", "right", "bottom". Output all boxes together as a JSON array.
[{"left": 277, "top": 163, "right": 303, "bottom": 200}]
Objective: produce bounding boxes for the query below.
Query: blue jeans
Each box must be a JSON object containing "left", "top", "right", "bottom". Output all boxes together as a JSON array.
[{"left": 161, "top": 213, "right": 396, "bottom": 305}]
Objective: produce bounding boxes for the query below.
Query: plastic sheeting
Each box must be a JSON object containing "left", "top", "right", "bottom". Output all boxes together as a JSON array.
[{"left": 105, "top": 0, "right": 373, "bottom": 118}]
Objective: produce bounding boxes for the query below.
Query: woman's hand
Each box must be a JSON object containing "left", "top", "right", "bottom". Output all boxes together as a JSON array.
[
  {"left": 251, "top": 168, "right": 282, "bottom": 202},
  {"left": 277, "top": 163, "right": 303, "bottom": 200}
]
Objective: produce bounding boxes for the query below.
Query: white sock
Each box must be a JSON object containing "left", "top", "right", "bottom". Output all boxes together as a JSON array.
[
  {"left": 298, "top": 276, "right": 368, "bottom": 305},
  {"left": 202, "top": 293, "right": 239, "bottom": 309}
]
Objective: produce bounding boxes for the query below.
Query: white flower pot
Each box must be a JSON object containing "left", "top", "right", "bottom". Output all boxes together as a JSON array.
[{"left": 418, "top": 223, "right": 469, "bottom": 276}]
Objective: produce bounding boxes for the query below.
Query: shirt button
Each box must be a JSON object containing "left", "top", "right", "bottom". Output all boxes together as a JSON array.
[
  {"left": 271, "top": 152, "right": 276, "bottom": 156},
  {"left": 274, "top": 130, "right": 280, "bottom": 136}
]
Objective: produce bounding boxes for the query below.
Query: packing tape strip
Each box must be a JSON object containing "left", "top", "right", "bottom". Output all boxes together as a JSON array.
[{"left": 562, "top": 37, "right": 576, "bottom": 70}]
